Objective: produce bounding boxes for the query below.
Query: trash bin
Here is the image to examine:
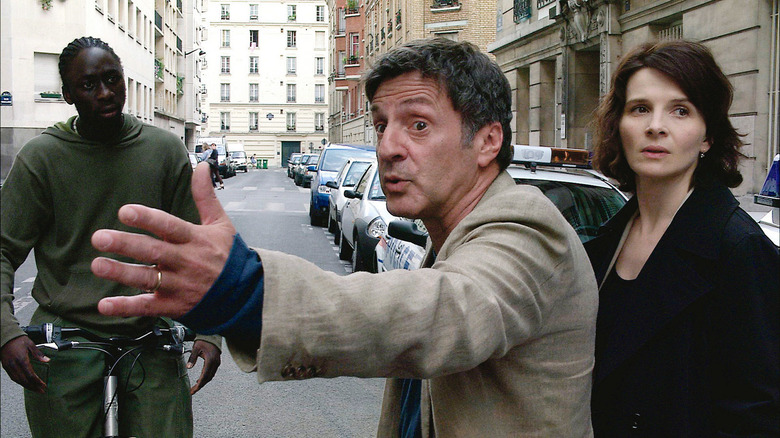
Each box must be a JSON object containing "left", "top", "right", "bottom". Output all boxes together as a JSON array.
[{"left": 262, "top": 159, "right": 268, "bottom": 169}]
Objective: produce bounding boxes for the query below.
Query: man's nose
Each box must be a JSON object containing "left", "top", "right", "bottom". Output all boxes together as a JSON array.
[
  {"left": 377, "top": 125, "right": 406, "bottom": 161},
  {"left": 96, "top": 81, "right": 113, "bottom": 99}
]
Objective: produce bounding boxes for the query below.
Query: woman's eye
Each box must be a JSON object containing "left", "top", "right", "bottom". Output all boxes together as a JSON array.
[
  {"left": 413, "top": 121, "right": 427, "bottom": 131},
  {"left": 630, "top": 105, "right": 648, "bottom": 114},
  {"left": 673, "top": 107, "right": 690, "bottom": 116}
]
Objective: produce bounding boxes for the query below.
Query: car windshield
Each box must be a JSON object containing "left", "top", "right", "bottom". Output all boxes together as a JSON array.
[
  {"left": 515, "top": 179, "right": 626, "bottom": 243},
  {"left": 291, "top": 156, "right": 302, "bottom": 164},
  {"left": 232, "top": 151, "right": 246, "bottom": 158},
  {"left": 321, "top": 148, "right": 375, "bottom": 172},
  {"left": 369, "top": 170, "right": 385, "bottom": 200},
  {"left": 343, "top": 162, "right": 372, "bottom": 187}
]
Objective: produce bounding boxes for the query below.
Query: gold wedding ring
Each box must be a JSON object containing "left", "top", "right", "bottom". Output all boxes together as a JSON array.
[{"left": 146, "top": 265, "right": 162, "bottom": 293}]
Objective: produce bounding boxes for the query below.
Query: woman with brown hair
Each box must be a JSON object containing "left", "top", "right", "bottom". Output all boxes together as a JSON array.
[{"left": 586, "top": 40, "right": 778, "bottom": 436}]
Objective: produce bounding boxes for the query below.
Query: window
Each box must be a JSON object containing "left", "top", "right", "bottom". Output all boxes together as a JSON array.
[
  {"left": 338, "top": 8, "right": 346, "bottom": 34},
  {"left": 349, "top": 33, "right": 360, "bottom": 59},
  {"left": 315, "top": 31, "right": 326, "bottom": 49},
  {"left": 513, "top": 0, "right": 531, "bottom": 23},
  {"left": 287, "top": 5, "right": 296, "bottom": 21},
  {"left": 315, "top": 84, "right": 325, "bottom": 103},
  {"left": 221, "top": 29, "right": 230, "bottom": 47},
  {"left": 435, "top": 32, "right": 458, "bottom": 42},
  {"left": 286, "top": 112, "right": 296, "bottom": 131},
  {"left": 221, "top": 56, "right": 230, "bottom": 73},
  {"left": 249, "top": 83, "right": 259, "bottom": 102},
  {"left": 249, "top": 56, "right": 259, "bottom": 74},
  {"left": 315, "top": 112, "right": 324, "bottom": 131},
  {"left": 249, "top": 112, "right": 258, "bottom": 130},
  {"left": 249, "top": 4, "right": 258, "bottom": 20},
  {"left": 34, "top": 52, "right": 61, "bottom": 98},
  {"left": 220, "top": 112, "right": 231, "bottom": 130},
  {"left": 220, "top": 4, "right": 230, "bottom": 20},
  {"left": 286, "top": 57, "right": 297, "bottom": 74},
  {"left": 315, "top": 57, "right": 324, "bottom": 75},
  {"left": 249, "top": 30, "right": 258, "bottom": 48},
  {"left": 286, "top": 84, "right": 296, "bottom": 102},
  {"left": 220, "top": 83, "right": 230, "bottom": 102},
  {"left": 337, "top": 50, "right": 346, "bottom": 76},
  {"left": 286, "top": 30, "right": 296, "bottom": 48},
  {"left": 316, "top": 5, "right": 325, "bottom": 22}
]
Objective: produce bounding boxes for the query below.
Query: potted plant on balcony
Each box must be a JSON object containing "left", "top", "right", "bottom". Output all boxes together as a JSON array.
[
  {"left": 346, "top": 0, "right": 358, "bottom": 14},
  {"left": 348, "top": 55, "right": 359, "bottom": 64}
]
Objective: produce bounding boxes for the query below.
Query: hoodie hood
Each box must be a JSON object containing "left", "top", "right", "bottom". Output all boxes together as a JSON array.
[{"left": 45, "top": 114, "right": 143, "bottom": 148}]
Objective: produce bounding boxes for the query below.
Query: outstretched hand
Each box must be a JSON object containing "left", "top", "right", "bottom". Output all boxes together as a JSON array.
[{"left": 92, "top": 163, "right": 236, "bottom": 319}]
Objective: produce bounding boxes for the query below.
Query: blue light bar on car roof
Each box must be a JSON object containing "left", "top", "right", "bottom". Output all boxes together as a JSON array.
[{"left": 511, "top": 145, "right": 591, "bottom": 168}]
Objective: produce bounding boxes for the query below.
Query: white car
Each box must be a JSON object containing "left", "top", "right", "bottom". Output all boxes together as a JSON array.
[
  {"left": 338, "top": 161, "right": 399, "bottom": 272},
  {"left": 326, "top": 157, "right": 374, "bottom": 245},
  {"left": 376, "top": 145, "right": 629, "bottom": 272}
]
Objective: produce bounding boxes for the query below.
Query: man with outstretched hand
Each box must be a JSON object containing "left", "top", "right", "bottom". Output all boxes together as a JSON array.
[{"left": 91, "top": 39, "right": 597, "bottom": 437}]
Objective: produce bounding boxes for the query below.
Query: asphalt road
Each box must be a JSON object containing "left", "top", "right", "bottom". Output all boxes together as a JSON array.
[{"left": 1, "top": 166, "right": 385, "bottom": 437}]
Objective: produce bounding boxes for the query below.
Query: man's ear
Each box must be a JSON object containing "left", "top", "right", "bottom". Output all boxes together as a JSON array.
[
  {"left": 62, "top": 85, "right": 73, "bottom": 105},
  {"left": 474, "top": 121, "right": 503, "bottom": 168}
]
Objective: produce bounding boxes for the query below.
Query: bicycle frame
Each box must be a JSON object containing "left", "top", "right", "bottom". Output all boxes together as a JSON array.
[{"left": 22, "top": 323, "right": 194, "bottom": 438}]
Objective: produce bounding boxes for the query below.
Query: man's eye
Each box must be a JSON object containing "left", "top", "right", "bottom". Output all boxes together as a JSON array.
[
  {"left": 82, "top": 81, "right": 95, "bottom": 90},
  {"left": 413, "top": 121, "right": 427, "bottom": 131},
  {"left": 106, "top": 75, "right": 119, "bottom": 84},
  {"left": 375, "top": 124, "right": 386, "bottom": 133}
]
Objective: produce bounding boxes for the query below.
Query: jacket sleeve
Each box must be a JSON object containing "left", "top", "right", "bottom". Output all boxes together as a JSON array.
[
  {"left": 710, "top": 223, "right": 779, "bottom": 436},
  {"left": 0, "top": 150, "right": 52, "bottom": 347}
]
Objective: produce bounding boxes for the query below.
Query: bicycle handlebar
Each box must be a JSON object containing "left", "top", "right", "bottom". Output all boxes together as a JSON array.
[{"left": 21, "top": 323, "right": 196, "bottom": 352}]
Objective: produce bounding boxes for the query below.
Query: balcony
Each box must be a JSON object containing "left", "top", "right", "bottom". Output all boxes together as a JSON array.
[
  {"left": 176, "top": 76, "right": 184, "bottom": 96},
  {"left": 431, "top": 0, "right": 460, "bottom": 10},
  {"left": 288, "top": 14, "right": 296, "bottom": 21},
  {"left": 154, "top": 59, "right": 164, "bottom": 81},
  {"left": 315, "top": 125, "right": 324, "bottom": 132},
  {"left": 287, "top": 124, "right": 296, "bottom": 131}
]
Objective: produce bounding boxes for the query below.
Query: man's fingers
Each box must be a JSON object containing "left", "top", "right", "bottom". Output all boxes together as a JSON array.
[
  {"left": 192, "top": 163, "right": 231, "bottom": 226},
  {"left": 97, "top": 292, "right": 178, "bottom": 318},
  {"left": 116, "top": 204, "right": 195, "bottom": 245}
]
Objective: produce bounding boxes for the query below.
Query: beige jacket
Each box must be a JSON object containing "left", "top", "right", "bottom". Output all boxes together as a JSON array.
[{"left": 227, "top": 172, "right": 597, "bottom": 437}]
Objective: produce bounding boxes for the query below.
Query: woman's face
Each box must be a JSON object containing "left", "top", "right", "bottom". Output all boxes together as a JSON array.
[{"left": 619, "top": 67, "right": 710, "bottom": 188}]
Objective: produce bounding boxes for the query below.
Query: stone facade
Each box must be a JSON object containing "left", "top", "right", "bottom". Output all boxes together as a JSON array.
[{"left": 489, "top": 0, "right": 780, "bottom": 195}]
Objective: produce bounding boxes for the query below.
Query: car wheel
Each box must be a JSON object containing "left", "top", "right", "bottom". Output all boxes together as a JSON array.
[
  {"left": 338, "top": 232, "right": 352, "bottom": 261},
  {"left": 294, "top": 175, "right": 301, "bottom": 186},
  {"left": 352, "top": 233, "right": 367, "bottom": 272},
  {"left": 328, "top": 215, "right": 338, "bottom": 234},
  {"left": 309, "top": 205, "right": 321, "bottom": 226}
]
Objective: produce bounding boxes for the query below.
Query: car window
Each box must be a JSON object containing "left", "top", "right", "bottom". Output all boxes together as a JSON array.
[
  {"left": 320, "top": 148, "right": 375, "bottom": 172},
  {"left": 233, "top": 151, "right": 246, "bottom": 158},
  {"left": 369, "top": 169, "right": 385, "bottom": 200},
  {"left": 515, "top": 179, "right": 626, "bottom": 242},
  {"left": 344, "top": 162, "right": 371, "bottom": 187},
  {"left": 354, "top": 165, "right": 373, "bottom": 195}
]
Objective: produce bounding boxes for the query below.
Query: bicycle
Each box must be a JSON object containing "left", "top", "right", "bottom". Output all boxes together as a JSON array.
[{"left": 22, "top": 322, "right": 195, "bottom": 438}]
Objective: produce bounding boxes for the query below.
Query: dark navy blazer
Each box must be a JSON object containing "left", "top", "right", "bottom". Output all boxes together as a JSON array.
[{"left": 585, "top": 183, "right": 779, "bottom": 437}]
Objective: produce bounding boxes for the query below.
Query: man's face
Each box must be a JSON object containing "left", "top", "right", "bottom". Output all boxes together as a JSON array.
[
  {"left": 371, "top": 71, "right": 483, "bottom": 222},
  {"left": 62, "top": 47, "right": 125, "bottom": 125}
]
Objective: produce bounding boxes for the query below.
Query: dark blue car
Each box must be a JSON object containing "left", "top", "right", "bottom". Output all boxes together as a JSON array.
[{"left": 309, "top": 143, "right": 376, "bottom": 226}]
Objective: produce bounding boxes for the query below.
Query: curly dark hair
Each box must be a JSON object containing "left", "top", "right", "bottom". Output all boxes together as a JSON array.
[
  {"left": 59, "top": 36, "right": 122, "bottom": 92},
  {"left": 592, "top": 40, "right": 743, "bottom": 192},
  {"left": 363, "top": 38, "right": 514, "bottom": 171}
]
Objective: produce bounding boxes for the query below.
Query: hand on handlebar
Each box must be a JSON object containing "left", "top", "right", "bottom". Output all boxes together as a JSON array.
[
  {"left": 187, "top": 340, "right": 221, "bottom": 395},
  {"left": 0, "top": 336, "right": 50, "bottom": 394}
]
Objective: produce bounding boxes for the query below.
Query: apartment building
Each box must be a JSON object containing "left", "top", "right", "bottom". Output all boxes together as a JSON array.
[
  {"left": 202, "top": 0, "right": 329, "bottom": 167},
  {"left": 0, "top": 0, "right": 205, "bottom": 180},
  {"left": 324, "top": 0, "right": 497, "bottom": 145},
  {"left": 489, "top": 0, "right": 779, "bottom": 195}
]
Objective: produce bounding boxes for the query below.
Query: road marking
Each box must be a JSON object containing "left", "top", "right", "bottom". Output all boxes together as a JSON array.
[
  {"left": 242, "top": 186, "right": 258, "bottom": 191},
  {"left": 271, "top": 187, "right": 285, "bottom": 192}
]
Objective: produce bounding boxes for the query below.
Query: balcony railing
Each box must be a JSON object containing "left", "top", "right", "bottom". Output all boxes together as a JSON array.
[
  {"left": 315, "top": 125, "right": 324, "bottom": 131},
  {"left": 513, "top": 0, "right": 531, "bottom": 23},
  {"left": 432, "top": 0, "right": 459, "bottom": 9},
  {"left": 154, "top": 59, "right": 164, "bottom": 81},
  {"left": 287, "top": 124, "right": 296, "bottom": 131}
]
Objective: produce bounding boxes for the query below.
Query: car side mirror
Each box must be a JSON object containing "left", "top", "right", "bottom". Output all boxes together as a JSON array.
[
  {"left": 343, "top": 189, "right": 359, "bottom": 199},
  {"left": 388, "top": 220, "right": 428, "bottom": 248},
  {"left": 325, "top": 180, "right": 339, "bottom": 189}
]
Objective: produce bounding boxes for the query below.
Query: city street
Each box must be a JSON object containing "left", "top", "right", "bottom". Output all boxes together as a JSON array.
[{"left": 1, "top": 166, "right": 385, "bottom": 437}]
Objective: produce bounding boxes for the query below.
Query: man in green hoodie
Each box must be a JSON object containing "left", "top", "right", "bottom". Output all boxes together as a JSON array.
[{"left": 0, "top": 37, "right": 221, "bottom": 438}]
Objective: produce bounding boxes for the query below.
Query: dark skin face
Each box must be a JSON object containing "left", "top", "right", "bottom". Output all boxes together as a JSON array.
[{"left": 62, "top": 47, "right": 126, "bottom": 142}]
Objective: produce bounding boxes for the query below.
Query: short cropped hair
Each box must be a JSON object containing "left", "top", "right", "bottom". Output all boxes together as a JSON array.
[
  {"left": 364, "top": 38, "right": 514, "bottom": 170},
  {"left": 592, "top": 40, "right": 743, "bottom": 192},
  {"left": 59, "top": 37, "right": 122, "bottom": 92}
]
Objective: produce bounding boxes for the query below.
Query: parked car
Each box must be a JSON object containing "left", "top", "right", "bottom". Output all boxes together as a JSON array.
[
  {"left": 376, "top": 145, "right": 629, "bottom": 272},
  {"left": 339, "top": 162, "right": 398, "bottom": 272},
  {"left": 327, "top": 158, "right": 374, "bottom": 243},
  {"left": 187, "top": 152, "right": 200, "bottom": 170},
  {"left": 754, "top": 153, "right": 779, "bottom": 247},
  {"left": 287, "top": 153, "right": 303, "bottom": 178},
  {"left": 309, "top": 143, "right": 376, "bottom": 227},
  {"left": 294, "top": 154, "right": 319, "bottom": 186},
  {"left": 230, "top": 150, "right": 249, "bottom": 172},
  {"left": 216, "top": 143, "right": 237, "bottom": 178}
]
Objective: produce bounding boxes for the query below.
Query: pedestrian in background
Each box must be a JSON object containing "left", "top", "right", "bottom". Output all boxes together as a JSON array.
[
  {"left": 206, "top": 143, "right": 224, "bottom": 190},
  {"left": 89, "top": 38, "right": 598, "bottom": 437},
  {"left": 250, "top": 154, "right": 257, "bottom": 169},
  {"left": 0, "top": 36, "right": 222, "bottom": 438},
  {"left": 586, "top": 40, "right": 779, "bottom": 436}
]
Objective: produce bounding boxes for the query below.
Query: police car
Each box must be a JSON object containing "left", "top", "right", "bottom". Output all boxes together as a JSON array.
[{"left": 376, "top": 145, "right": 629, "bottom": 272}]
